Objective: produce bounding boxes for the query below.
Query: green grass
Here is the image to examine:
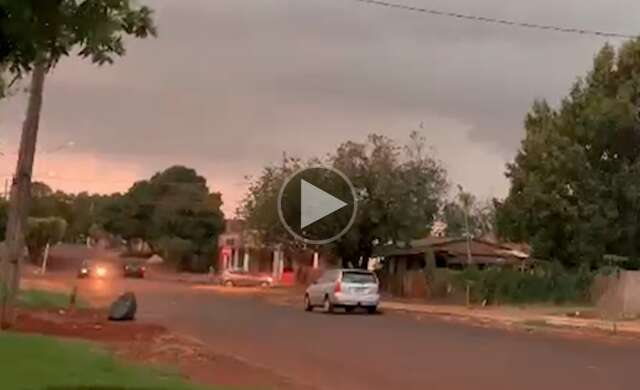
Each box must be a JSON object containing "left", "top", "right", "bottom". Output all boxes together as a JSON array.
[
  {"left": 16, "top": 288, "right": 89, "bottom": 310},
  {"left": 0, "top": 333, "right": 219, "bottom": 390}
]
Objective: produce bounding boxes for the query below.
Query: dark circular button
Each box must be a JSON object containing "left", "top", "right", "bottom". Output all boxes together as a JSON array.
[{"left": 278, "top": 166, "right": 357, "bottom": 245}]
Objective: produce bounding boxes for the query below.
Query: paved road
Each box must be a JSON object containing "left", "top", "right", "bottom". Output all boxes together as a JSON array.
[{"left": 74, "top": 277, "right": 640, "bottom": 390}]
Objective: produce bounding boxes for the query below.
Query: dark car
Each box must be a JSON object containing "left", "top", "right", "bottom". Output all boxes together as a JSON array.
[{"left": 123, "top": 261, "right": 146, "bottom": 278}]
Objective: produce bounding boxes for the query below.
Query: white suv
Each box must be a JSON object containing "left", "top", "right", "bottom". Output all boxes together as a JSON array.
[{"left": 304, "top": 269, "right": 380, "bottom": 314}]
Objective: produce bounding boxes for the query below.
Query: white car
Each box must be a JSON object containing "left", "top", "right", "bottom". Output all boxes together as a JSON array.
[{"left": 304, "top": 269, "right": 380, "bottom": 314}]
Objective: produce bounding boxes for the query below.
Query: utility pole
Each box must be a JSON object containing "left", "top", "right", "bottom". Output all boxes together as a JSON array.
[
  {"left": 463, "top": 206, "right": 472, "bottom": 266},
  {"left": 3, "top": 178, "right": 8, "bottom": 200},
  {"left": 1, "top": 62, "right": 47, "bottom": 329},
  {"left": 458, "top": 185, "right": 473, "bottom": 266}
]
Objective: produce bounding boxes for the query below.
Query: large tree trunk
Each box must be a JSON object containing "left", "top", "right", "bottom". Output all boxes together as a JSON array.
[{"left": 0, "top": 63, "right": 47, "bottom": 329}]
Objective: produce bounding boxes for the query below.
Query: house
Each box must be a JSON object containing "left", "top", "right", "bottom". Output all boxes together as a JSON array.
[
  {"left": 374, "top": 237, "right": 531, "bottom": 297},
  {"left": 217, "top": 219, "right": 258, "bottom": 272},
  {"left": 217, "top": 219, "right": 331, "bottom": 284}
]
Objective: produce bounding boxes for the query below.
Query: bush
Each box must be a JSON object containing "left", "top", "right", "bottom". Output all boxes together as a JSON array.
[
  {"left": 155, "top": 236, "right": 195, "bottom": 271},
  {"left": 452, "top": 263, "right": 594, "bottom": 305}
]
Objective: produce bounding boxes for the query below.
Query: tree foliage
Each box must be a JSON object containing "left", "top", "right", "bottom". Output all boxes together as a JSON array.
[
  {"left": 100, "top": 166, "right": 225, "bottom": 270},
  {"left": 239, "top": 132, "right": 448, "bottom": 267},
  {"left": 25, "top": 216, "right": 67, "bottom": 264},
  {"left": 498, "top": 39, "right": 640, "bottom": 268},
  {"left": 0, "top": 0, "right": 156, "bottom": 75},
  {"left": 442, "top": 191, "right": 497, "bottom": 239}
]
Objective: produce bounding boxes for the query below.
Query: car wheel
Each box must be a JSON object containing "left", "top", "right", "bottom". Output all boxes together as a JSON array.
[
  {"left": 260, "top": 281, "right": 270, "bottom": 288},
  {"left": 366, "top": 306, "right": 378, "bottom": 314},
  {"left": 304, "top": 295, "right": 313, "bottom": 312},
  {"left": 323, "top": 296, "right": 334, "bottom": 314},
  {"left": 223, "top": 280, "right": 234, "bottom": 287},
  {"left": 345, "top": 306, "right": 355, "bottom": 314}
]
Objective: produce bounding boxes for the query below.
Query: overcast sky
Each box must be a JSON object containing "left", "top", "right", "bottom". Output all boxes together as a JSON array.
[{"left": 1, "top": 0, "right": 638, "bottom": 215}]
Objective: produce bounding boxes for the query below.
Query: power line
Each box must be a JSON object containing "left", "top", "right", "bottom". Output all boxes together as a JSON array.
[{"left": 350, "top": 0, "right": 637, "bottom": 39}]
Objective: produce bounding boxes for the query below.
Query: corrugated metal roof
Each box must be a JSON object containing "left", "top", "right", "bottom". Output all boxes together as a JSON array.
[{"left": 374, "top": 237, "right": 527, "bottom": 260}]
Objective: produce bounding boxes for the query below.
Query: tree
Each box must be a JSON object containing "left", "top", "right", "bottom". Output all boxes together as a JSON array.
[
  {"left": 0, "top": 199, "right": 7, "bottom": 239},
  {"left": 239, "top": 132, "right": 448, "bottom": 268},
  {"left": 0, "top": 0, "right": 156, "bottom": 328},
  {"left": 100, "top": 166, "right": 226, "bottom": 271},
  {"left": 25, "top": 217, "right": 67, "bottom": 265},
  {"left": 239, "top": 155, "right": 304, "bottom": 247},
  {"left": 497, "top": 39, "right": 640, "bottom": 268},
  {"left": 442, "top": 192, "right": 497, "bottom": 239}
]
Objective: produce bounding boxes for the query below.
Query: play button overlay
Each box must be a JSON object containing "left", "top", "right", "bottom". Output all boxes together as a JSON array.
[
  {"left": 278, "top": 166, "right": 357, "bottom": 245},
  {"left": 300, "top": 180, "right": 348, "bottom": 229}
]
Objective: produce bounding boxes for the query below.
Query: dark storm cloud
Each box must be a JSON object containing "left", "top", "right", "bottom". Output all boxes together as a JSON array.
[{"left": 2, "top": 0, "right": 639, "bottom": 211}]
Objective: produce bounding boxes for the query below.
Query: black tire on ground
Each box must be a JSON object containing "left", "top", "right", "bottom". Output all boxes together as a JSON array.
[
  {"left": 366, "top": 306, "right": 378, "bottom": 314},
  {"left": 345, "top": 306, "right": 355, "bottom": 313},
  {"left": 304, "top": 295, "right": 313, "bottom": 312},
  {"left": 108, "top": 292, "right": 137, "bottom": 321},
  {"left": 323, "top": 296, "right": 334, "bottom": 314}
]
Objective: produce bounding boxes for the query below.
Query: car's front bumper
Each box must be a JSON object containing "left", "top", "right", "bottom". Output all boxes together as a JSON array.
[{"left": 332, "top": 292, "right": 380, "bottom": 307}]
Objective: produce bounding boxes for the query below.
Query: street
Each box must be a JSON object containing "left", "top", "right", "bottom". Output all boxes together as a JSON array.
[{"left": 67, "top": 275, "right": 640, "bottom": 390}]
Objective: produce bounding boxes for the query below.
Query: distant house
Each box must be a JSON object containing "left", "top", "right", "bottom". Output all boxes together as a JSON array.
[
  {"left": 217, "top": 219, "right": 290, "bottom": 280},
  {"left": 216, "top": 219, "right": 328, "bottom": 284},
  {"left": 217, "top": 219, "right": 251, "bottom": 271},
  {"left": 373, "top": 237, "right": 531, "bottom": 297}
]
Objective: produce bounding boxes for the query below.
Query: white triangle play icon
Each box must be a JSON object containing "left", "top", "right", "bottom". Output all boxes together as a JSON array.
[{"left": 300, "top": 179, "right": 348, "bottom": 229}]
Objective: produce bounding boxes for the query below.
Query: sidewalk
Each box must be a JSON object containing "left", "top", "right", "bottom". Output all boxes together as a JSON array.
[{"left": 381, "top": 300, "right": 640, "bottom": 336}]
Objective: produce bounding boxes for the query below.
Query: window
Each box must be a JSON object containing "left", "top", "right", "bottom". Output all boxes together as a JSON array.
[
  {"left": 319, "top": 270, "right": 338, "bottom": 283},
  {"left": 341, "top": 271, "right": 377, "bottom": 284}
]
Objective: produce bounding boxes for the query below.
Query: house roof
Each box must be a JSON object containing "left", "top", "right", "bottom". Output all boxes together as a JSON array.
[
  {"left": 374, "top": 237, "right": 528, "bottom": 260},
  {"left": 224, "top": 219, "right": 246, "bottom": 233}
]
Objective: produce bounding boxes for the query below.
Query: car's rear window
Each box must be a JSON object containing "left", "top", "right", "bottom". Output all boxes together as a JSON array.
[{"left": 341, "top": 272, "right": 377, "bottom": 284}]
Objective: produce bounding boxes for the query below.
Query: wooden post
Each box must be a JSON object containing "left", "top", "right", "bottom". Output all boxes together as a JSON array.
[
  {"left": 41, "top": 242, "right": 50, "bottom": 275},
  {"left": 1, "top": 62, "right": 47, "bottom": 329},
  {"left": 69, "top": 285, "right": 78, "bottom": 309},
  {"left": 243, "top": 250, "right": 250, "bottom": 272}
]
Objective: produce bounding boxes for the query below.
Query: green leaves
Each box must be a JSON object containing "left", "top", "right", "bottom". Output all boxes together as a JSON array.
[
  {"left": 239, "top": 132, "right": 448, "bottom": 267},
  {"left": 0, "top": 0, "right": 156, "bottom": 75},
  {"left": 25, "top": 216, "right": 67, "bottom": 263},
  {"left": 99, "top": 166, "right": 225, "bottom": 269},
  {"left": 498, "top": 39, "right": 640, "bottom": 268}
]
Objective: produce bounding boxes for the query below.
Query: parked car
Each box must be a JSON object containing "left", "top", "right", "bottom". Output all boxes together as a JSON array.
[
  {"left": 77, "top": 260, "right": 109, "bottom": 279},
  {"left": 123, "top": 261, "right": 146, "bottom": 278},
  {"left": 221, "top": 269, "right": 273, "bottom": 287},
  {"left": 304, "top": 269, "right": 380, "bottom": 314}
]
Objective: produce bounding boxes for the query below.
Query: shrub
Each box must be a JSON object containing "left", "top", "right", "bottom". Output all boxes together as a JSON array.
[{"left": 452, "top": 263, "right": 593, "bottom": 305}]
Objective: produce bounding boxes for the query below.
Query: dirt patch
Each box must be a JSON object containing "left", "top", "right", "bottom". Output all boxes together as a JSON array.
[
  {"left": 14, "top": 308, "right": 165, "bottom": 343},
  {"left": 13, "top": 308, "right": 312, "bottom": 390},
  {"left": 119, "top": 332, "right": 311, "bottom": 390}
]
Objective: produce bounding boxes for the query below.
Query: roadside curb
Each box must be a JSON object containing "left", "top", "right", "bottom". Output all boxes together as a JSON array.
[{"left": 381, "top": 302, "right": 640, "bottom": 338}]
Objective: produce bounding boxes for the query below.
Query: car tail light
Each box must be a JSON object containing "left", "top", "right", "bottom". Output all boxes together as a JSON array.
[{"left": 334, "top": 282, "right": 342, "bottom": 293}]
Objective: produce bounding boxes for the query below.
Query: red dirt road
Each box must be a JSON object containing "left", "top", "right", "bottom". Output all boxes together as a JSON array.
[{"left": 27, "top": 273, "right": 640, "bottom": 390}]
